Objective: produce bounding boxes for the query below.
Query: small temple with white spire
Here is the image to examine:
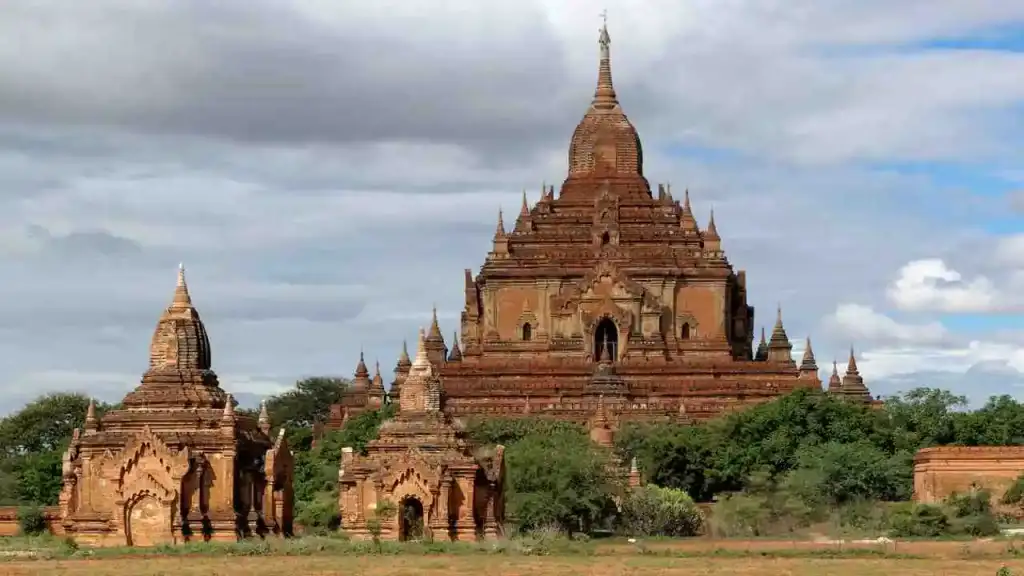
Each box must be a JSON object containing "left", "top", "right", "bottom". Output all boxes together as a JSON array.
[
  {"left": 338, "top": 328, "right": 505, "bottom": 542},
  {"left": 331, "top": 18, "right": 875, "bottom": 427},
  {"left": 57, "top": 265, "right": 294, "bottom": 547}
]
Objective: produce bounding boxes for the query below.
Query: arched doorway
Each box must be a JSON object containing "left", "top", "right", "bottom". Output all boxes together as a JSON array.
[
  {"left": 594, "top": 318, "right": 618, "bottom": 363},
  {"left": 521, "top": 323, "right": 532, "bottom": 341},
  {"left": 399, "top": 496, "right": 424, "bottom": 542},
  {"left": 126, "top": 495, "right": 174, "bottom": 547},
  {"left": 680, "top": 323, "right": 691, "bottom": 340}
]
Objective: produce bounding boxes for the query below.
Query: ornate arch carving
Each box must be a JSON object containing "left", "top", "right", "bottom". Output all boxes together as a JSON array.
[
  {"left": 516, "top": 310, "right": 538, "bottom": 341},
  {"left": 582, "top": 298, "right": 633, "bottom": 361},
  {"left": 676, "top": 313, "right": 699, "bottom": 340}
]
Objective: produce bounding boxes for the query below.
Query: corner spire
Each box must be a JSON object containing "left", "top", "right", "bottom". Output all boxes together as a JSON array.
[
  {"left": 800, "top": 337, "right": 818, "bottom": 372},
  {"left": 755, "top": 327, "right": 768, "bottom": 361},
  {"left": 592, "top": 11, "right": 618, "bottom": 109},
  {"left": 769, "top": 304, "right": 789, "bottom": 344},
  {"left": 427, "top": 305, "right": 443, "bottom": 341},
  {"left": 705, "top": 208, "right": 720, "bottom": 240},
  {"left": 397, "top": 339, "right": 411, "bottom": 368},
  {"left": 828, "top": 360, "right": 842, "bottom": 391},
  {"left": 520, "top": 190, "right": 530, "bottom": 216},
  {"left": 84, "top": 398, "right": 98, "bottom": 434},
  {"left": 846, "top": 346, "right": 859, "bottom": 375},
  {"left": 258, "top": 399, "right": 270, "bottom": 434},
  {"left": 412, "top": 327, "right": 430, "bottom": 368},
  {"left": 494, "top": 208, "right": 506, "bottom": 238},
  {"left": 448, "top": 331, "right": 463, "bottom": 361}
]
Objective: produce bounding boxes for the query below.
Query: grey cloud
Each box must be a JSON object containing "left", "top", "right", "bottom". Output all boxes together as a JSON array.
[{"left": 1009, "top": 190, "right": 1024, "bottom": 213}]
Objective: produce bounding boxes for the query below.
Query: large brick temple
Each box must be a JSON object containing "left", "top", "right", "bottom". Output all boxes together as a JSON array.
[{"left": 330, "top": 23, "right": 873, "bottom": 427}]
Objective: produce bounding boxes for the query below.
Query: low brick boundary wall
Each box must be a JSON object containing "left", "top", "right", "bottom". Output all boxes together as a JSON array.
[{"left": 0, "top": 506, "right": 63, "bottom": 537}]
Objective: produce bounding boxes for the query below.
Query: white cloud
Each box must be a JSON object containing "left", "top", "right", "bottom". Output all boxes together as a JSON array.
[
  {"left": 886, "top": 259, "right": 1001, "bottom": 313},
  {"left": 825, "top": 303, "right": 949, "bottom": 345},
  {"left": 0, "top": 2, "right": 1021, "bottom": 413}
]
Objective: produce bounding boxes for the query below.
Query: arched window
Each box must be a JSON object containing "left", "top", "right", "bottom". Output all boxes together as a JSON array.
[
  {"left": 680, "top": 323, "right": 691, "bottom": 340},
  {"left": 521, "top": 323, "right": 532, "bottom": 341},
  {"left": 594, "top": 318, "right": 618, "bottom": 363},
  {"left": 601, "top": 231, "right": 611, "bottom": 246}
]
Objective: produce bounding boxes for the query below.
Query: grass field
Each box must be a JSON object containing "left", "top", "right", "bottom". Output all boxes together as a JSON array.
[
  {"left": 3, "top": 537, "right": 1024, "bottom": 575},
  {"left": 3, "top": 555, "right": 1023, "bottom": 576}
]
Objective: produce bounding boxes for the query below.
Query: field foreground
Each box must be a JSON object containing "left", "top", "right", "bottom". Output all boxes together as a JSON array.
[
  {"left": 4, "top": 538, "right": 1024, "bottom": 575},
  {"left": 4, "top": 554, "right": 1023, "bottom": 576}
]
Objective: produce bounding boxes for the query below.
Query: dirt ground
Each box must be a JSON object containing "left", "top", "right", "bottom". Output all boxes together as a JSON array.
[
  {"left": 3, "top": 555, "right": 1023, "bottom": 576},
  {"left": 4, "top": 539, "right": 1024, "bottom": 575}
]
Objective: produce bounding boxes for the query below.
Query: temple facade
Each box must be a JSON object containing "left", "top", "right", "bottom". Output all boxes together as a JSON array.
[
  {"left": 58, "top": 266, "right": 294, "bottom": 547},
  {"left": 331, "top": 23, "right": 874, "bottom": 427},
  {"left": 338, "top": 329, "right": 505, "bottom": 541}
]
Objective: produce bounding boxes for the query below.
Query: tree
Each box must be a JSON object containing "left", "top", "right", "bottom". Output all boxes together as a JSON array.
[
  {"left": 0, "top": 393, "right": 113, "bottom": 456},
  {"left": 292, "top": 405, "right": 395, "bottom": 532},
  {"left": 783, "top": 441, "right": 912, "bottom": 506},
  {"left": 616, "top": 422, "right": 713, "bottom": 500},
  {"left": 881, "top": 388, "right": 966, "bottom": 450},
  {"left": 0, "top": 393, "right": 114, "bottom": 506},
  {"left": 265, "top": 377, "right": 351, "bottom": 430},
  {"left": 504, "top": 428, "right": 619, "bottom": 534}
]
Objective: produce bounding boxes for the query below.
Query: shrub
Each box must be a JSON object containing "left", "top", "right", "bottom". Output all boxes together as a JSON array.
[
  {"left": 295, "top": 492, "right": 341, "bottom": 535},
  {"left": 619, "top": 485, "right": 703, "bottom": 537},
  {"left": 946, "top": 488, "right": 1000, "bottom": 537},
  {"left": 886, "top": 502, "right": 948, "bottom": 538},
  {"left": 17, "top": 505, "right": 47, "bottom": 535}
]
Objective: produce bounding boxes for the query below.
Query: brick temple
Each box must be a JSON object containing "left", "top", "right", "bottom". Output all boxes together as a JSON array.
[{"left": 330, "top": 22, "right": 873, "bottom": 427}]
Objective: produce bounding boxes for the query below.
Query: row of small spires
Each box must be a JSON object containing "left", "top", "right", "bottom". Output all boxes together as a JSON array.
[
  {"left": 81, "top": 387, "right": 285, "bottom": 435},
  {"left": 351, "top": 302, "right": 867, "bottom": 396},
  {"left": 169, "top": 263, "right": 864, "bottom": 397},
  {"left": 491, "top": 183, "right": 719, "bottom": 241}
]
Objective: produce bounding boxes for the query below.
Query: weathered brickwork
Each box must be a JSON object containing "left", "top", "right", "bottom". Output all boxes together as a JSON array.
[
  {"left": 339, "top": 330, "right": 505, "bottom": 542},
  {"left": 58, "top": 266, "right": 294, "bottom": 547},
  {"left": 914, "top": 446, "right": 1024, "bottom": 514},
  {"left": 329, "top": 23, "right": 875, "bottom": 430}
]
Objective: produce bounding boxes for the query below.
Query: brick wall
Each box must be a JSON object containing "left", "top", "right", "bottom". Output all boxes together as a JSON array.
[{"left": 0, "top": 506, "right": 63, "bottom": 537}]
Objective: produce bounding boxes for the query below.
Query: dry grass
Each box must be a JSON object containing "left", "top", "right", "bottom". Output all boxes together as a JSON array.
[
  {"left": 3, "top": 554, "right": 1023, "bottom": 576},
  {"left": 4, "top": 538, "right": 1024, "bottom": 576}
]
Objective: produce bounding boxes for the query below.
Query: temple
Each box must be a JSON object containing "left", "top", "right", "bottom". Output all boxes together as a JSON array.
[
  {"left": 331, "top": 22, "right": 874, "bottom": 427},
  {"left": 58, "top": 266, "right": 294, "bottom": 546},
  {"left": 338, "top": 329, "right": 505, "bottom": 541}
]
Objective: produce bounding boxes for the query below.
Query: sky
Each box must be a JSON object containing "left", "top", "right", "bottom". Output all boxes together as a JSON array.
[{"left": 0, "top": 1, "right": 1023, "bottom": 413}]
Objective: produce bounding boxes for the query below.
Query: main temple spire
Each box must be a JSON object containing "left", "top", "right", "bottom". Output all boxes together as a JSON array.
[
  {"left": 593, "top": 11, "right": 618, "bottom": 110},
  {"left": 172, "top": 262, "right": 193, "bottom": 308}
]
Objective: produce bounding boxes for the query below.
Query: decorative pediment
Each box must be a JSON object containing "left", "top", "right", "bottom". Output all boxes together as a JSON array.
[
  {"left": 552, "top": 261, "right": 660, "bottom": 311},
  {"left": 114, "top": 426, "right": 191, "bottom": 486}
]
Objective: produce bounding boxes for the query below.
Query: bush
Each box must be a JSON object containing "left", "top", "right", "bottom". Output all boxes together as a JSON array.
[
  {"left": 946, "top": 488, "right": 1000, "bottom": 537},
  {"left": 886, "top": 502, "right": 948, "bottom": 537},
  {"left": 17, "top": 505, "right": 47, "bottom": 535},
  {"left": 619, "top": 485, "right": 703, "bottom": 537},
  {"left": 295, "top": 492, "right": 341, "bottom": 535}
]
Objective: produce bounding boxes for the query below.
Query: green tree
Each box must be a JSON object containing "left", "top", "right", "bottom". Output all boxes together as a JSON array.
[
  {"left": 504, "top": 428, "right": 619, "bottom": 534},
  {"left": 881, "top": 388, "right": 966, "bottom": 450},
  {"left": 0, "top": 393, "right": 112, "bottom": 456},
  {"left": 616, "top": 422, "right": 713, "bottom": 500},
  {"left": 292, "top": 405, "right": 394, "bottom": 532},
  {"left": 266, "top": 377, "right": 351, "bottom": 431},
  {"left": 783, "top": 441, "right": 912, "bottom": 506}
]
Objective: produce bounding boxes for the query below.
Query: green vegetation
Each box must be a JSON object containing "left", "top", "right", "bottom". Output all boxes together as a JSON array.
[{"left": 2, "top": 381, "right": 1023, "bottom": 541}]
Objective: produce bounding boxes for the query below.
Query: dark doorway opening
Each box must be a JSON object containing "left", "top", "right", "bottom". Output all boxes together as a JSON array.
[
  {"left": 680, "top": 323, "right": 691, "bottom": 340},
  {"left": 522, "top": 323, "right": 532, "bottom": 341},
  {"left": 594, "top": 318, "right": 618, "bottom": 363},
  {"left": 399, "top": 497, "right": 424, "bottom": 542}
]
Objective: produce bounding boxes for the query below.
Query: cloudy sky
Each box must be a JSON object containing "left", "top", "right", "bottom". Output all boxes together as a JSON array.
[{"left": 0, "top": 1, "right": 1022, "bottom": 413}]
